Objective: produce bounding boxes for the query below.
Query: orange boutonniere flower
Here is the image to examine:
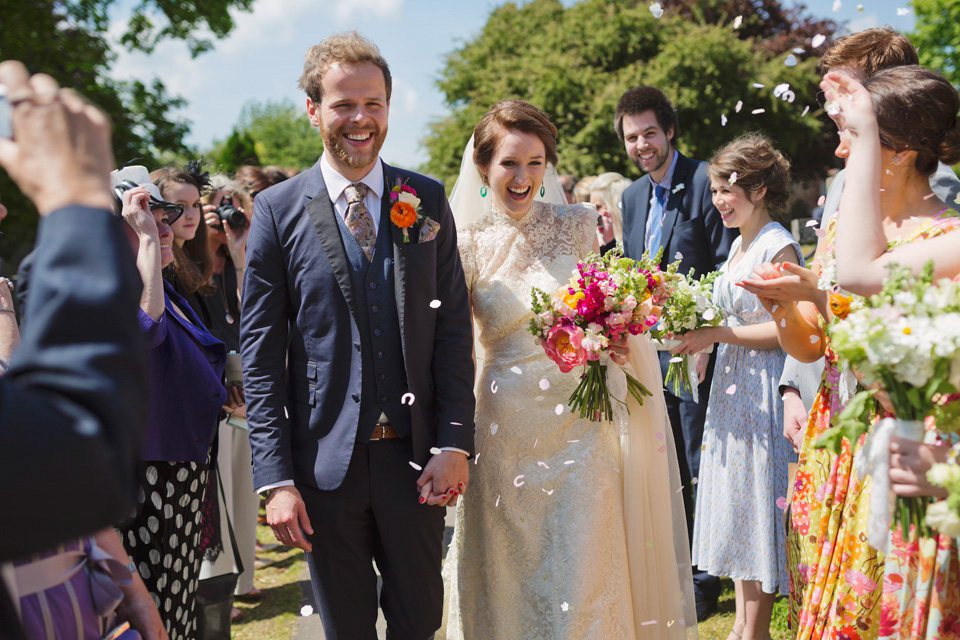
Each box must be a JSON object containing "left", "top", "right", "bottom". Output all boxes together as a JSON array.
[
  {"left": 829, "top": 292, "right": 852, "bottom": 319},
  {"left": 390, "top": 179, "right": 422, "bottom": 243}
]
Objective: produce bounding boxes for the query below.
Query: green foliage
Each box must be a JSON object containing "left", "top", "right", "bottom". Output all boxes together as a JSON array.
[
  {"left": 214, "top": 129, "right": 261, "bottom": 173},
  {"left": 422, "top": 0, "right": 836, "bottom": 192},
  {"left": 235, "top": 100, "right": 322, "bottom": 170},
  {"left": 910, "top": 0, "right": 960, "bottom": 88},
  {"left": 0, "top": 0, "right": 252, "bottom": 273}
]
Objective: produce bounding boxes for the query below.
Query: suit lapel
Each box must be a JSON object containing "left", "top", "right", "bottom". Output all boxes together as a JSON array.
[
  {"left": 635, "top": 177, "right": 653, "bottom": 254},
  {"left": 303, "top": 171, "right": 361, "bottom": 328},
  {"left": 658, "top": 153, "right": 690, "bottom": 257}
]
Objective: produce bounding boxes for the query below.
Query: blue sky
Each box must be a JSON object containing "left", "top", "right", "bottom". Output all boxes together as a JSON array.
[{"left": 109, "top": 0, "right": 918, "bottom": 169}]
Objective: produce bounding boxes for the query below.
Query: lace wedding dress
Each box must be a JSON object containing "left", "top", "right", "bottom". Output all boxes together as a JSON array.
[{"left": 442, "top": 201, "right": 697, "bottom": 640}]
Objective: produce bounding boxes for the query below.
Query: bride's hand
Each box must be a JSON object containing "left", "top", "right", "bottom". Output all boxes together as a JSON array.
[{"left": 608, "top": 335, "right": 630, "bottom": 365}]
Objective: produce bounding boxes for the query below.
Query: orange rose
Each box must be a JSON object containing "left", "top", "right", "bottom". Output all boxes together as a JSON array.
[
  {"left": 390, "top": 201, "right": 418, "bottom": 228},
  {"left": 829, "top": 293, "right": 852, "bottom": 319}
]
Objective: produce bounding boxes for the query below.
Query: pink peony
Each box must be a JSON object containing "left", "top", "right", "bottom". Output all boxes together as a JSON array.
[{"left": 543, "top": 324, "right": 586, "bottom": 373}]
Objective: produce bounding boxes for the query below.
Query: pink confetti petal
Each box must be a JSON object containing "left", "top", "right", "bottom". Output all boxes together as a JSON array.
[
  {"left": 817, "top": 194, "right": 826, "bottom": 206},
  {"left": 810, "top": 334, "right": 820, "bottom": 344},
  {"left": 815, "top": 228, "right": 827, "bottom": 237},
  {"left": 924, "top": 193, "right": 935, "bottom": 200},
  {"left": 776, "top": 496, "right": 788, "bottom": 509},
  {"left": 555, "top": 404, "right": 564, "bottom": 415},
  {"left": 539, "top": 378, "right": 551, "bottom": 390},
  {"left": 656, "top": 432, "right": 665, "bottom": 440},
  {"left": 657, "top": 445, "right": 667, "bottom": 453},
  {"left": 641, "top": 620, "right": 658, "bottom": 626},
  {"left": 725, "top": 384, "right": 737, "bottom": 395}
]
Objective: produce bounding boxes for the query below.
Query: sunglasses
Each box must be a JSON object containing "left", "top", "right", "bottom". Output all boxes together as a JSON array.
[{"left": 113, "top": 180, "right": 185, "bottom": 226}]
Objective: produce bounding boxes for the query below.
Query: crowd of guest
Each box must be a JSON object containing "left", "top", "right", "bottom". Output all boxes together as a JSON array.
[{"left": 2, "top": 22, "right": 960, "bottom": 640}]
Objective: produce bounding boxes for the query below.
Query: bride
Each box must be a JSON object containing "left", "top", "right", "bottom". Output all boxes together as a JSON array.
[{"left": 442, "top": 99, "right": 697, "bottom": 639}]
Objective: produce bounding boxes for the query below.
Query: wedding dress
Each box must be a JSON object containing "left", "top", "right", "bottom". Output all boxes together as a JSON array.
[{"left": 442, "top": 196, "right": 697, "bottom": 640}]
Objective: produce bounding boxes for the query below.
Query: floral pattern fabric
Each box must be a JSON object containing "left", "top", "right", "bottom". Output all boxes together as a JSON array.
[{"left": 788, "top": 210, "right": 960, "bottom": 640}]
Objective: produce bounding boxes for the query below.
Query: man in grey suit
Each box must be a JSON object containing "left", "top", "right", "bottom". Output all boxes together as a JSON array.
[
  {"left": 240, "top": 33, "right": 475, "bottom": 640},
  {"left": 616, "top": 86, "right": 736, "bottom": 620}
]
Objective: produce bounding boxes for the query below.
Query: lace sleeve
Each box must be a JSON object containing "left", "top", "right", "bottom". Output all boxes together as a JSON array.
[
  {"left": 457, "top": 227, "right": 478, "bottom": 293},
  {"left": 557, "top": 203, "right": 599, "bottom": 261}
]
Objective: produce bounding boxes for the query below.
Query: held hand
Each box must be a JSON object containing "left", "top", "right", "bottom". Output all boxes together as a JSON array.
[
  {"left": 223, "top": 385, "right": 245, "bottom": 416},
  {"left": 265, "top": 486, "right": 314, "bottom": 552},
  {"left": 820, "top": 71, "right": 877, "bottom": 139},
  {"left": 889, "top": 437, "right": 951, "bottom": 499},
  {"left": 608, "top": 335, "right": 630, "bottom": 366},
  {"left": 0, "top": 61, "right": 114, "bottom": 214},
  {"left": 782, "top": 388, "right": 807, "bottom": 454},
  {"left": 417, "top": 450, "right": 468, "bottom": 507},
  {"left": 121, "top": 187, "right": 158, "bottom": 238},
  {"left": 693, "top": 351, "right": 709, "bottom": 384},
  {"left": 669, "top": 327, "right": 716, "bottom": 356}
]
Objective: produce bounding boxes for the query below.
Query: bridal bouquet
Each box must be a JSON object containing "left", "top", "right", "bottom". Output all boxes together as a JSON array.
[
  {"left": 817, "top": 262, "right": 960, "bottom": 538},
  {"left": 927, "top": 445, "right": 960, "bottom": 537},
  {"left": 658, "top": 268, "right": 723, "bottom": 396},
  {"left": 528, "top": 248, "right": 671, "bottom": 422}
]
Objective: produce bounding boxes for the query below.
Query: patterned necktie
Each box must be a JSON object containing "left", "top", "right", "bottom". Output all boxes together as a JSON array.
[
  {"left": 646, "top": 184, "right": 668, "bottom": 254},
  {"left": 344, "top": 182, "right": 376, "bottom": 261}
]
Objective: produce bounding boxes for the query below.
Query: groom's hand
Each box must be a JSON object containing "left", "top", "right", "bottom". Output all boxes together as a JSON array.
[
  {"left": 417, "top": 451, "right": 468, "bottom": 507},
  {"left": 265, "top": 486, "right": 314, "bottom": 552}
]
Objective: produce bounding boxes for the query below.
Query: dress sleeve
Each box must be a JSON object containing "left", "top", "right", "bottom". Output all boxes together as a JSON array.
[
  {"left": 564, "top": 203, "right": 599, "bottom": 261},
  {"left": 457, "top": 227, "right": 478, "bottom": 293}
]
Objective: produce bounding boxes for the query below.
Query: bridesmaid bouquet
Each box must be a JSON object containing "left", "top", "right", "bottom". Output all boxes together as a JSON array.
[
  {"left": 927, "top": 444, "right": 960, "bottom": 537},
  {"left": 818, "top": 262, "right": 960, "bottom": 538},
  {"left": 658, "top": 269, "right": 724, "bottom": 396},
  {"left": 528, "top": 248, "right": 671, "bottom": 422}
]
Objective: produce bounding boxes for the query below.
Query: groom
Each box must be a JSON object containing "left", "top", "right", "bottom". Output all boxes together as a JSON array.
[{"left": 240, "top": 32, "right": 475, "bottom": 640}]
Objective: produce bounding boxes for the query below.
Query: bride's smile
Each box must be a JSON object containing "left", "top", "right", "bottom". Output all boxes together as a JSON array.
[{"left": 485, "top": 129, "right": 547, "bottom": 220}]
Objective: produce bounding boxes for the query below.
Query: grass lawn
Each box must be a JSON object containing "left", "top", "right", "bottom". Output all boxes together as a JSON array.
[{"left": 698, "top": 579, "right": 794, "bottom": 640}]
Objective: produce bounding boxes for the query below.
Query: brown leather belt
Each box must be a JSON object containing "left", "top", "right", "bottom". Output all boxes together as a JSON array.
[{"left": 370, "top": 422, "right": 399, "bottom": 440}]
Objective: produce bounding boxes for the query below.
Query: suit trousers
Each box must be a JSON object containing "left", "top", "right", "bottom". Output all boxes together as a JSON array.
[
  {"left": 300, "top": 438, "right": 445, "bottom": 640},
  {"left": 658, "top": 350, "right": 722, "bottom": 602}
]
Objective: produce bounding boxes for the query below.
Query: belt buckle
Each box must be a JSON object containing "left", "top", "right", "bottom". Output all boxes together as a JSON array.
[{"left": 372, "top": 423, "right": 386, "bottom": 441}]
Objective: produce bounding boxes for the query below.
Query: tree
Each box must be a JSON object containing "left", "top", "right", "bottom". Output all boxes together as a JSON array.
[
  {"left": 0, "top": 0, "right": 252, "bottom": 273},
  {"left": 210, "top": 100, "right": 323, "bottom": 171},
  {"left": 214, "top": 130, "right": 261, "bottom": 173},
  {"left": 422, "top": 0, "right": 837, "bottom": 195},
  {"left": 910, "top": 0, "right": 960, "bottom": 89}
]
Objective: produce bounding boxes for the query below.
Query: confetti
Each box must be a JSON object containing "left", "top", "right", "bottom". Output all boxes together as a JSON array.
[
  {"left": 692, "top": 477, "right": 698, "bottom": 484},
  {"left": 810, "top": 334, "right": 820, "bottom": 344},
  {"left": 815, "top": 228, "right": 827, "bottom": 237},
  {"left": 641, "top": 620, "right": 658, "bottom": 626},
  {"left": 538, "top": 461, "right": 550, "bottom": 469},
  {"left": 896, "top": 7, "right": 910, "bottom": 15},
  {"left": 534, "top": 395, "right": 545, "bottom": 401},
  {"left": 703, "top": 308, "right": 716, "bottom": 321},
  {"left": 812, "top": 34, "right": 826, "bottom": 48},
  {"left": 825, "top": 101, "right": 840, "bottom": 116},
  {"left": 780, "top": 318, "right": 787, "bottom": 328},
  {"left": 474, "top": 453, "right": 480, "bottom": 465},
  {"left": 510, "top": 366, "right": 523, "bottom": 374},
  {"left": 430, "top": 447, "right": 442, "bottom": 455},
  {"left": 776, "top": 496, "right": 788, "bottom": 510},
  {"left": 649, "top": 2, "right": 663, "bottom": 18},
  {"left": 733, "top": 15, "right": 742, "bottom": 28},
  {"left": 886, "top": 169, "right": 894, "bottom": 175},
  {"left": 831, "top": 0, "right": 841, "bottom": 11},
  {"left": 792, "top": 47, "right": 805, "bottom": 54},
  {"left": 749, "top": 368, "right": 756, "bottom": 375},
  {"left": 542, "top": 488, "right": 554, "bottom": 495},
  {"left": 534, "top": 438, "right": 538, "bottom": 447},
  {"left": 668, "top": 620, "right": 676, "bottom": 627},
  {"left": 735, "top": 100, "right": 743, "bottom": 113},
  {"left": 749, "top": 350, "right": 758, "bottom": 357},
  {"left": 401, "top": 392, "right": 416, "bottom": 406},
  {"left": 857, "top": 4, "right": 863, "bottom": 12},
  {"left": 539, "top": 378, "right": 551, "bottom": 390},
  {"left": 752, "top": 108, "right": 766, "bottom": 115},
  {"left": 774, "top": 83, "right": 789, "bottom": 98},
  {"left": 554, "top": 404, "right": 564, "bottom": 415},
  {"left": 409, "top": 461, "right": 423, "bottom": 471},
  {"left": 513, "top": 475, "right": 525, "bottom": 487},
  {"left": 785, "top": 54, "right": 798, "bottom": 67},
  {"left": 721, "top": 113, "right": 728, "bottom": 127},
  {"left": 495, "top": 494, "right": 500, "bottom": 507},
  {"left": 451, "top": 421, "right": 462, "bottom": 426},
  {"left": 491, "top": 380, "right": 498, "bottom": 393},
  {"left": 729, "top": 171, "right": 738, "bottom": 185},
  {"left": 300, "top": 605, "right": 314, "bottom": 616},
  {"left": 568, "top": 439, "right": 580, "bottom": 442},
  {"left": 752, "top": 83, "right": 765, "bottom": 88},
  {"left": 675, "top": 251, "right": 684, "bottom": 260},
  {"left": 564, "top": 460, "right": 576, "bottom": 465},
  {"left": 806, "top": 219, "right": 819, "bottom": 228},
  {"left": 656, "top": 432, "right": 665, "bottom": 440},
  {"left": 725, "top": 366, "right": 731, "bottom": 373},
  {"left": 658, "top": 445, "right": 667, "bottom": 453},
  {"left": 817, "top": 195, "right": 826, "bottom": 206},
  {"left": 669, "top": 356, "right": 684, "bottom": 363},
  {"left": 725, "top": 384, "right": 737, "bottom": 395},
  {"left": 429, "top": 299, "right": 441, "bottom": 309},
  {"left": 490, "top": 423, "right": 499, "bottom": 435},
  {"left": 801, "top": 105, "right": 810, "bottom": 117},
  {"left": 673, "top": 183, "right": 685, "bottom": 194},
  {"left": 561, "top": 602, "right": 570, "bottom": 612},
  {"left": 924, "top": 193, "right": 935, "bottom": 200}
]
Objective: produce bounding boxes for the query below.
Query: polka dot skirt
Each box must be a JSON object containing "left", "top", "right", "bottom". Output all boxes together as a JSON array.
[{"left": 119, "top": 461, "right": 208, "bottom": 639}]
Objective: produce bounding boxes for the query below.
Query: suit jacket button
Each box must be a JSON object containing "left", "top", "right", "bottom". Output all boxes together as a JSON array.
[
  {"left": 379, "top": 395, "right": 386, "bottom": 403},
  {"left": 368, "top": 282, "right": 377, "bottom": 290},
  {"left": 371, "top": 305, "right": 379, "bottom": 313},
  {"left": 352, "top": 393, "right": 360, "bottom": 403},
  {"left": 376, "top": 352, "right": 383, "bottom": 359}
]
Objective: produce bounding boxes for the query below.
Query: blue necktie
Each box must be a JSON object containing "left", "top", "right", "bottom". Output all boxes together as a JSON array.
[{"left": 647, "top": 184, "right": 668, "bottom": 253}]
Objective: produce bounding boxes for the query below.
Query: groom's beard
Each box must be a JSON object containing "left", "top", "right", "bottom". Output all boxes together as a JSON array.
[{"left": 320, "top": 122, "right": 388, "bottom": 170}]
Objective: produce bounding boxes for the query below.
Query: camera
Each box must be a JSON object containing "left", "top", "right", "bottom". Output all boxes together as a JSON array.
[{"left": 215, "top": 194, "right": 247, "bottom": 230}]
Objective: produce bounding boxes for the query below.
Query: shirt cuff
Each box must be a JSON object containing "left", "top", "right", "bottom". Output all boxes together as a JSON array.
[
  {"left": 257, "top": 480, "right": 294, "bottom": 495},
  {"left": 439, "top": 447, "right": 469, "bottom": 456}
]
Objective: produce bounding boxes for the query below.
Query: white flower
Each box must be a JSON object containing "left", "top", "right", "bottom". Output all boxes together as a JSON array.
[
  {"left": 398, "top": 191, "right": 421, "bottom": 208},
  {"left": 649, "top": 2, "right": 663, "bottom": 18},
  {"left": 928, "top": 462, "right": 960, "bottom": 487},
  {"left": 925, "top": 500, "right": 960, "bottom": 537}
]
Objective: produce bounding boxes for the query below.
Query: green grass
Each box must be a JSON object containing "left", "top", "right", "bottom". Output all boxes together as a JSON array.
[{"left": 696, "top": 579, "right": 793, "bottom": 640}]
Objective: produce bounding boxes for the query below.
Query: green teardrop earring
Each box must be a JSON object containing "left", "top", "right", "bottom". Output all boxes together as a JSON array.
[
  {"left": 480, "top": 185, "right": 488, "bottom": 197},
  {"left": 540, "top": 185, "right": 545, "bottom": 197}
]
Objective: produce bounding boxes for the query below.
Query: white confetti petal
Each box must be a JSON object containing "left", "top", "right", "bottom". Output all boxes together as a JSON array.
[
  {"left": 510, "top": 366, "right": 523, "bottom": 375},
  {"left": 538, "top": 461, "right": 550, "bottom": 469},
  {"left": 806, "top": 219, "right": 819, "bottom": 227},
  {"left": 780, "top": 318, "right": 787, "bottom": 327},
  {"left": 451, "top": 421, "right": 462, "bottom": 426},
  {"left": 792, "top": 47, "right": 805, "bottom": 54},
  {"left": 669, "top": 356, "right": 683, "bottom": 363},
  {"left": 886, "top": 169, "right": 894, "bottom": 175},
  {"left": 772, "top": 304, "right": 779, "bottom": 313},
  {"left": 539, "top": 378, "right": 551, "bottom": 390},
  {"left": 725, "top": 366, "right": 731, "bottom": 373},
  {"left": 812, "top": 34, "right": 826, "bottom": 48},
  {"left": 642, "top": 620, "right": 658, "bottom": 626},
  {"left": 430, "top": 447, "right": 442, "bottom": 455},
  {"left": 490, "top": 380, "right": 498, "bottom": 393},
  {"left": 733, "top": 15, "right": 742, "bottom": 28},
  {"left": 897, "top": 7, "right": 910, "bottom": 15},
  {"left": 783, "top": 90, "right": 796, "bottom": 103},
  {"left": 785, "top": 54, "right": 798, "bottom": 67},
  {"left": 409, "top": 461, "right": 422, "bottom": 471},
  {"left": 513, "top": 475, "right": 525, "bottom": 487},
  {"left": 401, "top": 392, "right": 416, "bottom": 406},
  {"left": 810, "top": 334, "right": 820, "bottom": 344},
  {"left": 672, "top": 183, "right": 685, "bottom": 194},
  {"left": 555, "top": 404, "right": 564, "bottom": 415},
  {"left": 495, "top": 494, "right": 500, "bottom": 507},
  {"left": 564, "top": 460, "right": 575, "bottom": 465},
  {"left": 817, "top": 194, "right": 826, "bottom": 206},
  {"left": 801, "top": 105, "right": 810, "bottom": 117},
  {"left": 300, "top": 605, "right": 314, "bottom": 616},
  {"left": 534, "top": 395, "right": 545, "bottom": 401},
  {"left": 429, "top": 299, "right": 441, "bottom": 309},
  {"left": 749, "top": 350, "right": 758, "bottom": 357},
  {"left": 729, "top": 171, "right": 738, "bottom": 185},
  {"left": 649, "top": 2, "right": 663, "bottom": 18},
  {"left": 561, "top": 602, "right": 570, "bottom": 612},
  {"left": 542, "top": 488, "right": 554, "bottom": 495},
  {"left": 474, "top": 453, "right": 480, "bottom": 465},
  {"left": 752, "top": 83, "right": 765, "bottom": 88},
  {"left": 691, "top": 477, "right": 698, "bottom": 484},
  {"left": 832, "top": 0, "right": 841, "bottom": 11},
  {"left": 721, "top": 114, "right": 728, "bottom": 126},
  {"left": 752, "top": 108, "right": 766, "bottom": 115},
  {"left": 567, "top": 439, "right": 580, "bottom": 443},
  {"left": 774, "top": 83, "right": 789, "bottom": 98},
  {"left": 735, "top": 100, "right": 743, "bottom": 113},
  {"left": 702, "top": 308, "right": 716, "bottom": 321},
  {"left": 750, "top": 368, "right": 756, "bottom": 375},
  {"left": 725, "top": 384, "right": 737, "bottom": 395},
  {"left": 490, "top": 423, "right": 499, "bottom": 435}
]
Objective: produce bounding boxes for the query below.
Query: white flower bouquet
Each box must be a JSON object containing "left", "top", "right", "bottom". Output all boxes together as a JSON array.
[{"left": 658, "top": 268, "right": 723, "bottom": 397}]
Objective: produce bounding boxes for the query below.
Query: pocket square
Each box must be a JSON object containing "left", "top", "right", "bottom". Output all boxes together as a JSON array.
[{"left": 419, "top": 217, "right": 441, "bottom": 243}]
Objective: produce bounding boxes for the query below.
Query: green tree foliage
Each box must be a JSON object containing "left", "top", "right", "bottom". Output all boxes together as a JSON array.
[
  {"left": 910, "top": 0, "right": 960, "bottom": 89},
  {"left": 214, "top": 129, "right": 261, "bottom": 173},
  {"left": 422, "top": 0, "right": 836, "bottom": 192},
  {"left": 0, "top": 0, "right": 251, "bottom": 272},
  {"left": 211, "top": 100, "right": 322, "bottom": 171}
]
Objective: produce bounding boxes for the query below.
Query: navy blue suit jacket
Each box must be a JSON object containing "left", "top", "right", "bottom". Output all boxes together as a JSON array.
[
  {"left": 622, "top": 152, "right": 736, "bottom": 276},
  {"left": 241, "top": 159, "right": 476, "bottom": 491},
  {"left": 0, "top": 207, "right": 147, "bottom": 560}
]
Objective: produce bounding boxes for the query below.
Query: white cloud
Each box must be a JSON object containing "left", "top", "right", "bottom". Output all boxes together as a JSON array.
[{"left": 332, "top": 0, "right": 403, "bottom": 22}]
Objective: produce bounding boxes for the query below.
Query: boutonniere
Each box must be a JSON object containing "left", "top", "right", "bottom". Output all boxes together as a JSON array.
[{"left": 390, "top": 179, "right": 423, "bottom": 243}]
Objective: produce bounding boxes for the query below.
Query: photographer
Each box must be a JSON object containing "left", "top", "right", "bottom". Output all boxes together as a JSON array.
[{"left": 0, "top": 60, "right": 152, "bottom": 633}]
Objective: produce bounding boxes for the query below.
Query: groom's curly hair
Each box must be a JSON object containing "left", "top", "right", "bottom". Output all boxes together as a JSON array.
[{"left": 299, "top": 31, "right": 392, "bottom": 105}]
